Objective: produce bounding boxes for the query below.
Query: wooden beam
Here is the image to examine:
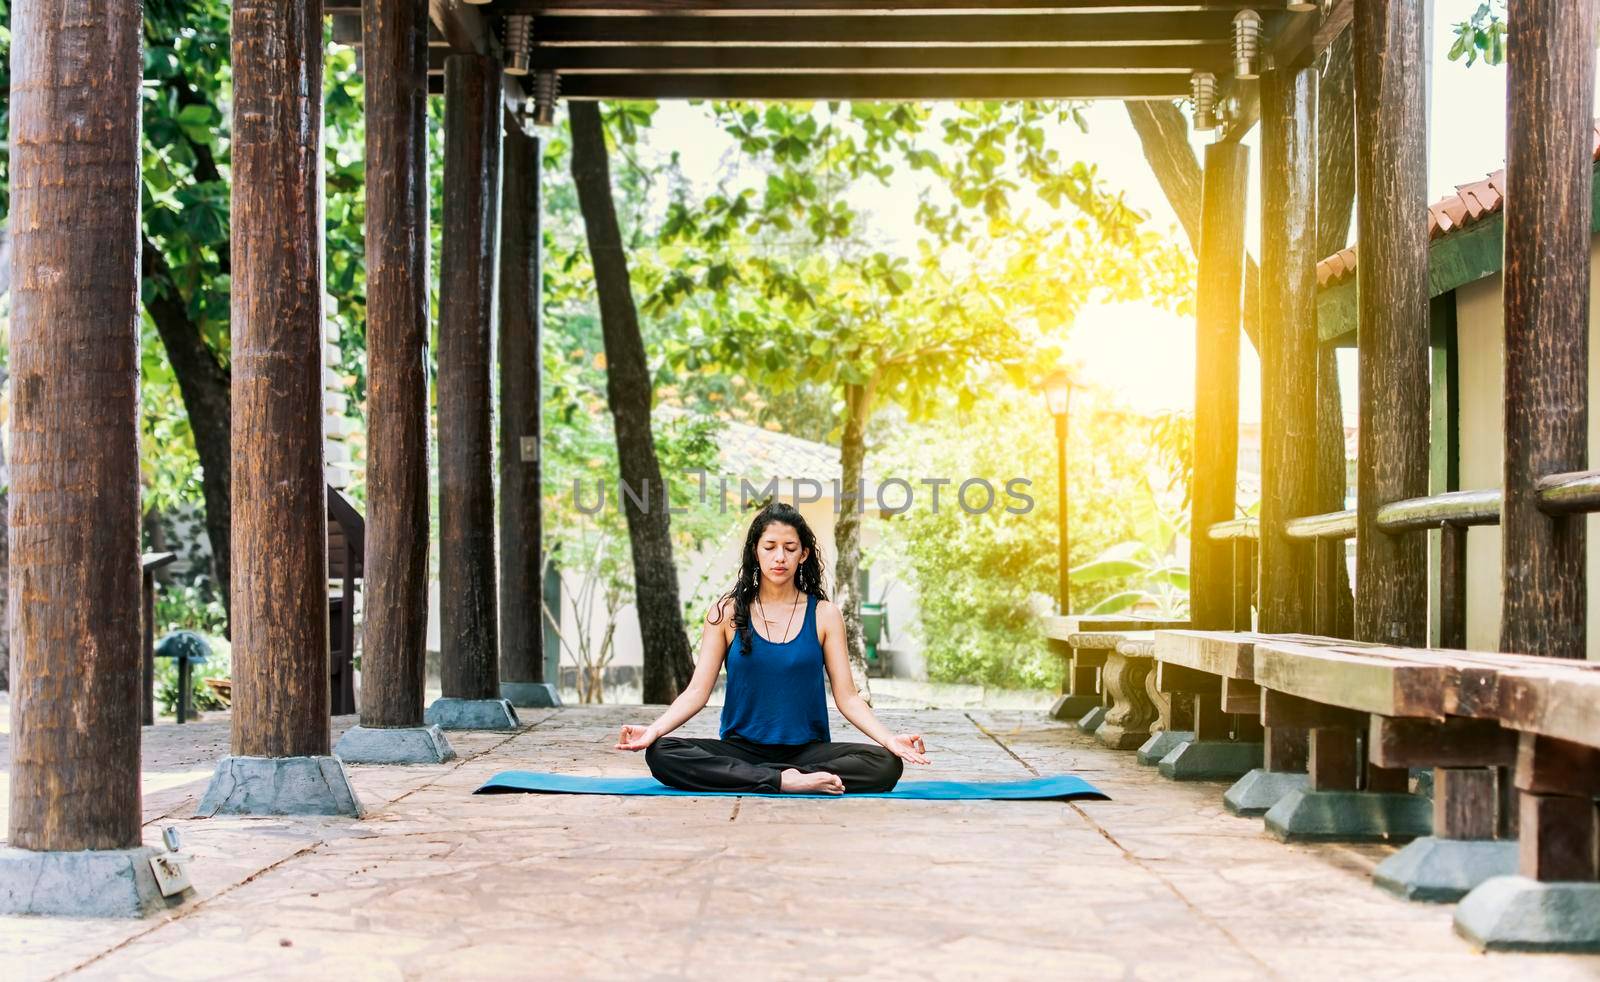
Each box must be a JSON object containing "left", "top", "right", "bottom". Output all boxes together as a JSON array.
[
  {"left": 1257, "top": 63, "right": 1318, "bottom": 635},
  {"left": 230, "top": 0, "right": 331, "bottom": 759},
  {"left": 430, "top": 0, "right": 492, "bottom": 53},
  {"left": 487, "top": 1, "right": 1264, "bottom": 12},
  {"left": 1368, "top": 716, "right": 1516, "bottom": 769},
  {"left": 1351, "top": 0, "right": 1428, "bottom": 647},
  {"left": 528, "top": 12, "right": 1247, "bottom": 45},
  {"left": 361, "top": 0, "right": 433, "bottom": 728},
  {"left": 1499, "top": 0, "right": 1597, "bottom": 659},
  {"left": 1260, "top": 689, "right": 1366, "bottom": 731},
  {"left": 439, "top": 53, "right": 506, "bottom": 701},
  {"left": 553, "top": 73, "right": 1192, "bottom": 100},
  {"left": 8, "top": 0, "right": 144, "bottom": 851},
  {"left": 499, "top": 123, "right": 547, "bottom": 689},
  {"left": 1190, "top": 143, "right": 1248, "bottom": 630},
  {"left": 520, "top": 44, "right": 1232, "bottom": 74}
]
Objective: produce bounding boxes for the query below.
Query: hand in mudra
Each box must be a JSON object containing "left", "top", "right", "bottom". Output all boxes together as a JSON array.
[
  {"left": 887, "top": 733, "right": 929, "bottom": 765},
  {"left": 616, "top": 724, "right": 659, "bottom": 752}
]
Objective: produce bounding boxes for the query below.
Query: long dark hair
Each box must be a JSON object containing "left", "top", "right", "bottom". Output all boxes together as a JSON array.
[{"left": 711, "top": 502, "right": 828, "bottom": 654}]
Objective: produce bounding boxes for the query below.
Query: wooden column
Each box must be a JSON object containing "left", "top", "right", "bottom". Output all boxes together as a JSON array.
[
  {"left": 1352, "top": 0, "right": 1429, "bottom": 647},
  {"left": 1257, "top": 64, "right": 1319, "bottom": 634},
  {"left": 499, "top": 122, "right": 547, "bottom": 687},
  {"left": 360, "top": 0, "right": 432, "bottom": 727},
  {"left": 1500, "top": 0, "right": 1598, "bottom": 659},
  {"left": 1190, "top": 142, "right": 1248, "bottom": 631},
  {"left": 8, "top": 0, "right": 144, "bottom": 852},
  {"left": 438, "top": 54, "right": 504, "bottom": 701},
  {"left": 230, "top": 0, "right": 330, "bottom": 758}
]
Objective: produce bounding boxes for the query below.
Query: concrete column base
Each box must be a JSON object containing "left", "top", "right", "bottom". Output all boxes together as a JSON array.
[
  {"left": 1224, "top": 768, "right": 1309, "bottom": 816},
  {"left": 197, "top": 755, "right": 365, "bottom": 818},
  {"left": 1455, "top": 876, "right": 1600, "bottom": 952},
  {"left": 424, "top": 697, "right": 520, "bottom": 731},
  {"left": 1076, "top": 705, "right": 1107, "bottom": 734},
  {"left": 501, "top": 682, "right": 562, "bottom": 708},
  {"left": 0, "top": 845, "right": 194, "bottom": 917},
  {"left": 1136, "top": 730, "right": 1192, "bottom": 767},
  {"left": 1263, "top": 789, "right": 1431, "bottom": 843},
  {"left": 1374, "top": 836, "right": 1518, "bottom": 903},
  {"left": 1049, "top": 693, "right": 1101, "bottom": 722},
  {"left": 334, "top": 724, "right": 457, "bottom": 765},
  {"left": 1157, "top": 740, "right": 1262, "bottom": 782}
]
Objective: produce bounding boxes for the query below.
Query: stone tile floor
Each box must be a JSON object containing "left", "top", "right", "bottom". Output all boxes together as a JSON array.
[{"left": 2, "top": 705, "right": 1597, "bottom": 980}]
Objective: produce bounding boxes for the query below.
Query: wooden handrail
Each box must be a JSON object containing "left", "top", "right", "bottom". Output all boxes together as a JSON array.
[
  {"left": 1535, "top": 468, "right": 1600, "bottom": 515},
  {"left": 1283, "top": 509, "right": 1356, "bottom": 541},
  {"left": 1375, "top": 489, "right": 1502, "bottom": 533},
  {"left": 1207, "top": 518, "right": 1259, "bottom": 541}
]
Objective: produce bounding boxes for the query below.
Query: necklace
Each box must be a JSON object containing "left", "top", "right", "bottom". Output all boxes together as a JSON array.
[{"left": 755, "top": 592, "right": 803, "bottom": 643}]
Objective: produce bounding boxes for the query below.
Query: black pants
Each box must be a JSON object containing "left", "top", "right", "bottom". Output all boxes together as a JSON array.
[{"left": 645, "top": 735, "right": 903, "bottom": 794}]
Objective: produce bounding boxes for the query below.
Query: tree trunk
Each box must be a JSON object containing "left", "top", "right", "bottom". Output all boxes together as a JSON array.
[
  {"left": 437, "top": 54, "right": 504, "bottom": 701},
  {"left": 230, "top": 0, "right": 331, "bottom": 758},
  {"left": 499, "top": 123, "right": 547, "bottom": 686},
  {"left": 1316, "top": 30, "right": 1357, "bottom": 639},
  {"left": 9, "top": 0, "right": 145, "bottom": 850},
  {"left": 568, "top": 101, "right": 696, "bottom": 704},
  {"left": 143, "top": 244, "right": 233, "bottom": 629},
  {"left": 1124, "top": 100, "right": 1261, "bottom": 353},
  {"left": 832, "top": 383, "right": 874, "bottom": 701},
  {"left": 361, "top": 0, "right": 432, "bottom": 725}
]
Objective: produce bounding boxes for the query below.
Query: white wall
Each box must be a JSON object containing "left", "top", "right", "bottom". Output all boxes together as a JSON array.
[{"left": 1454, "top": 236, "right": 1600, "bottom": 659}]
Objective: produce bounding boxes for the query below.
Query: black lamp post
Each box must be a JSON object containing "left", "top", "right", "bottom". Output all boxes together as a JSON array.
[{"left": 1042, "top": 368, "right": 1073, "bottom": 616}]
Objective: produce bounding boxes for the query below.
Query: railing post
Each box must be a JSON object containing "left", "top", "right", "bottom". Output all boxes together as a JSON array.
[
  {"left": 1499, "top": 0, "right": 1596, "bottom": 659},
  {"left": 1352, "top": 0, "right": 1430, "bottom": 647},
  {"left": 1257, "top": 62, "right": 1319, "bottom": 635},
  {"left": 1192, "top": 141, "right": 1248, "bottom": 630}
]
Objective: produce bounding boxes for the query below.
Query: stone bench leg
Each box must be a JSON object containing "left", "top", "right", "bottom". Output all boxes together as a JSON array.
[
  {"left": 1138, "top": 670, "right": 1192, "bottom": 766},
  {"left": 1049, "top": 638, "right": 1101, "bottom": 721},
  {"left": 1455, "top": 735, "right": 1600, "bottom": 952},
  {"left": 1097, "top": 653, "right": 1158, "bottom": 750},
  {"left": 1264, "top": 724, "right": 1430, "bottom": 843},
  {"left": 1225, "top": 726, "right": 1310, "bottom": 816},
  {"left": 1073, "top": 646, "right": 1111, "bottom": 733},
  {"left": 1375, "top": 766, "right": 1517, "bottom": 902},
  {"left": 1158, "top": 690, "right": 1262, "bottom": 782}
]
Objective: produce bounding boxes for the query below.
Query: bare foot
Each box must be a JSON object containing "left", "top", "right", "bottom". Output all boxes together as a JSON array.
[{"left": 780, "top": 768, "right": 845, "bottom": 795}]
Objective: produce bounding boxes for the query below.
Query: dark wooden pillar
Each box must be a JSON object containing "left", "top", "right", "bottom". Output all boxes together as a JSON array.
[
  {"left": 7, "top": 0, "right": 144, "bottom": 852},
  {"left": 1500, "top": 0, "right": 1597, "bottom": 659},
  {"left": 1257, "top": 64, "right": 1319, "bottom": 634},
  {"left": 499, "top": 122, "right": 547, "bottom": 687},
  {"left": 438, "top": 54, "right": 504, "bottom": 700},
  {"left": 360, "top": 0, "right": 432, "bottom": 727},
  {"left": 1352, "top": 0, "right": 1430, "bottom": 647},
  {"left": 230, "top": 0, "right": 331, "bottom": 758},
  {"left": 1190, "top": 142, "right": 1248, "bottom": 631}
]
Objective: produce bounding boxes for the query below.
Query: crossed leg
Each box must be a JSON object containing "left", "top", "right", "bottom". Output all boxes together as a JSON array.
[{"left": 645, "top": 736, "right": 903, "bottom": 795}]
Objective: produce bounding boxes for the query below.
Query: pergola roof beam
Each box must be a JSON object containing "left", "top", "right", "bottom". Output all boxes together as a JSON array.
[
  {"left": 550, "top": 72, "right": 1192, "bottom": 99},
  {"left": 521, "top": 43, "right": 1231, "bottom": 74}
]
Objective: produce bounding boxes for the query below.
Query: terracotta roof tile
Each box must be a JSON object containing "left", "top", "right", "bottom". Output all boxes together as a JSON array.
[{"left": 1316, "top": 120, "right": 1600, "bottom": 289}]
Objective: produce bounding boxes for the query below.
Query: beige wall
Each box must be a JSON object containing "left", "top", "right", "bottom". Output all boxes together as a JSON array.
[{"left": 1453, "top": 237, "right": 1600, "bottom": 659}]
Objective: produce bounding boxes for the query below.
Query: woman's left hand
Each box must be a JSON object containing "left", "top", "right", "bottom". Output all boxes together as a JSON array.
[{"left": 886, "top": 733, "right": 930, "bottom": 765}]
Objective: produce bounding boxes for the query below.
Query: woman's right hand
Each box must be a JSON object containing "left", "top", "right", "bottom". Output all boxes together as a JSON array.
[{"left": 615, "top": 724, "right": 660, "bottom": 752}]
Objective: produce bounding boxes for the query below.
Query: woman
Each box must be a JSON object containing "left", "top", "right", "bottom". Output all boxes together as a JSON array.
[{"left": 615, "top": 502, "right": 930, "bottom": 794}]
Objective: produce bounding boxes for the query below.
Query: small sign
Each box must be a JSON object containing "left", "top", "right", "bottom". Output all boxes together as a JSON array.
[
  {"left": 521, "top": 436, "right": 538, "bottom": 464},
  {"left": 149, "top": 852, "right": 193, "bottom": 898}
]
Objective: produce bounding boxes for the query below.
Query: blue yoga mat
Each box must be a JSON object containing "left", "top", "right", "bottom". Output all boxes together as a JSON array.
[{"left": 474, "top": 771, "right": 1108, "bottom": 801}]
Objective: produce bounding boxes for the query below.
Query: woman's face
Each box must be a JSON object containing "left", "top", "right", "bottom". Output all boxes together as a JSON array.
[{"left": 756, "top": 521, "right": 808, "bottom": 588}]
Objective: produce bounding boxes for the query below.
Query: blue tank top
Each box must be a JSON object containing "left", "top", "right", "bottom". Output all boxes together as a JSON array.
[{"left": 719, "top": 592, "right": 831, "bottom": 745}]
